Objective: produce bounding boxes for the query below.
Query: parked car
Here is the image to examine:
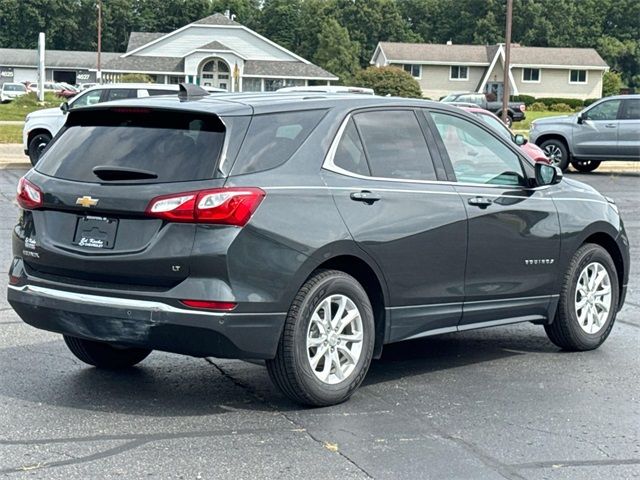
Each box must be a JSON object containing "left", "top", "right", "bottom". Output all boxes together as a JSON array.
[
  {"left": 8, "top": 87, "right": 629, "bottom": 406},
  {"left": 460, "top": 106, "right": 549, "bottom": 163},
  {"left": 441, "top": 92, "right": 526, "bottom": 127},
  {"left": 0, "top": 82, "right": 28, "bottom": 102},
  {"left": 56, "top": 82, "right": 80, "bottom": 99},
  {"left": 23, "top": 83, "right": 183, "bottom": 165},
  {"left": 530, "top": 95, "right": 640, "bottom": 172},
  {"left": 78, "top": 82, "right": 98, "bottom": 91},
  {"left": 277, "top": 85, "right": 375, "bottom": 95}
]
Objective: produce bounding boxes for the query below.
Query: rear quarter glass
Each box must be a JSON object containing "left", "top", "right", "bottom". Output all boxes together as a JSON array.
[
  {"left": 34, "top": 108, "right": 240, "bottom": 184},
  {"left": 229, "top": 109, "right": 327, "bottom": 176}
]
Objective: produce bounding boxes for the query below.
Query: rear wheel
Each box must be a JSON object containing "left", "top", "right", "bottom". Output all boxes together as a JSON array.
[
  {"left": 28, "top": 132, "right": 52, "bottom": 166},
  {"left": 571, "top": 160, "right": 601, "bottom": 173},
  {"left": 63, "top": 335, "right": 151, "bottom": 368},
  {"left": 504, "top": 114, "right": 513, "bottom": 128},
  {"left": 266, "top": 270, "right": 375, "bottom": 406},
  {"left": 540, "top": 139, "right": 570, "bottom": 171},
  {"left": 544, "top": 244, "right": 618, "bottom": 351}
]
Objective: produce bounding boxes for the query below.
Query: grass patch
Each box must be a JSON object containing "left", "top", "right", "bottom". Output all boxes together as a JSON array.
[
  {"left": 513, "top": 110, "right": 572, "bottom": 131},
  {"left": 0, "top": 92, "right": 60, "bottom": 121},
  {"left": 0, "top": 124, "right": 22, "bottom": 143}
]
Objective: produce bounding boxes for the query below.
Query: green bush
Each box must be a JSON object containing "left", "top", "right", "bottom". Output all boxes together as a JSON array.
[
  {"left": 119, "top": 73, "right": 153, "bottom": 83},
  {"left": 549, "top": 103, "right": 573, "bottom": 112},
  {"left": 352, "top": 66, "right": 423, "bottom": 98},
  {"left": 11, "top": 92, "right": 59, "bottom": 108},
  {"left": 536, "top": 97, "right": 584, "bottom": 109},
  {"left": 529, "top": 102, "right": 548, "bottom": 111},
  {"left": 602, "top": 71, "right": 622, "bottom": 97},
  {"left": 511, "top": 94, "right": 536, "bottom": 106},
  {"left": 583, "top": 98, "right": 599, "bottom": 107}
]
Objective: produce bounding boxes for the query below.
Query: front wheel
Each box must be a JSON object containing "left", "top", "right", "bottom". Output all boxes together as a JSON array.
[
  {"left": 28, "top": 132, "right": 52, "bottom": 166},
  {"left": 571, "top": 160, "right": 601, "bottom": 173},
  {"left": 266, "top": 270, "right": 375, "bottom": 406},
  {"left": 63, "top": 335, "right": 151, "bottom": 368},
  {"left": 540, "top": 139, "right": 570, "bottom": 171},
  {"left": 544, "top": 244, "right": 619, "bottom": 351}
]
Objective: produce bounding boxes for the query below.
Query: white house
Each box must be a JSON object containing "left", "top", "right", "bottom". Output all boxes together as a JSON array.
[
  {"left": 0, "top": 13, "right": 337, "bottom": 90},
  {"left": 371, "top": 42, "right": 609, "bottom": 100}
]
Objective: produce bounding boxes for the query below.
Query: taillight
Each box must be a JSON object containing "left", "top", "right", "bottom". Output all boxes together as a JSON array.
[
  {"left": 146, "top": 187, "right": 265, "bottom": 226},
  {"left": 519, "top": 104, "right": 526, "bottom": 112},
  {"left": 180, "top": 300, "right": 237, "bottom": 311},
  {"left": 16, "top": 177, "right": 43, "bottom": 210}
]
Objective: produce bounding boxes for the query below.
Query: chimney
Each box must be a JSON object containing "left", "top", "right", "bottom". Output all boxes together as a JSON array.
[
  {"left": 446, "top": 40, "right": 453, "bottom": 45},
  {"left": 224, "top": 9, "right": 231, "bottom": 19}
]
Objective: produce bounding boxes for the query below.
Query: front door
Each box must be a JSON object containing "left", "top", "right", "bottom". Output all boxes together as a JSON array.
[
  {"left": 200, "top": 59, "right": 230, "bottom": 91},
  {"left": 322, "top": 109, "right": 468, "bottom": 342},
  {"left": 485, "top": 82, "right": 504, "bottom": 102},
  {"left": 428, "top": 109, "right": 561, "bottom": 326},
  {"left": 573, "top": 98, "right": 622, "bottom": 158}
]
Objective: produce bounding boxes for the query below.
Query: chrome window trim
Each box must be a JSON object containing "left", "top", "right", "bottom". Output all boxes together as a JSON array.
[{"left": 9, "top": 284, "right": 284, "bottom": 318}]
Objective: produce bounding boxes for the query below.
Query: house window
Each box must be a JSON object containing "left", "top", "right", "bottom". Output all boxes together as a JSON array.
[
  {"left": 569, "top": 70, "right": 587, "bottom": 84},
  {"left": 450, "top": 65, "right": 469, "bottom": 81},
  {"left": 522, "top": 68, "right": 540, "bottom": 82},
  {"left": 242, "top": 77, "right": 262, "bottom": 92},
  {"left": 403, "top": 64, "right": 421, "bottom": 78}
]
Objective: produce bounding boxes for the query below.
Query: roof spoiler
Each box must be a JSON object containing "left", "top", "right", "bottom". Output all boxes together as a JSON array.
[{"left": 178, "top": 82, "right": 209, "bottom": 100}]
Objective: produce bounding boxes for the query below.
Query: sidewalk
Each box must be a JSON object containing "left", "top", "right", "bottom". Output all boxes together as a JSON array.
[{"left": 0, "top": 144, "right": 28, "bottom": 169}]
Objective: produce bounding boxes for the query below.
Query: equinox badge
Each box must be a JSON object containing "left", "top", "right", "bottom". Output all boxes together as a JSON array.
[{"left": 76, "top": 196, "right": 99, "bottom": 208}]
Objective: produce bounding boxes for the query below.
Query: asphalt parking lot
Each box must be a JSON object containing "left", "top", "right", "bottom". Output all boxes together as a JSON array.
[{"left": 0, "top": 167, "right": 638, "bottom": 480}]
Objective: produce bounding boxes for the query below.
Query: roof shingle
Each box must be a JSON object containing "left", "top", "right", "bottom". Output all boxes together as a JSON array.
[
  {"left": 126, "top": 32, "right": 166, "bottom": 53},
  {"left": 243, "top": 60, "right": 337, "bottom": 79}
]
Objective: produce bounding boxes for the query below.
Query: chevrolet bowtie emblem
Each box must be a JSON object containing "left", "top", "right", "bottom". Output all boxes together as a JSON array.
[{"left": 76, "top": 196, "right": 99, "bottom": 208}]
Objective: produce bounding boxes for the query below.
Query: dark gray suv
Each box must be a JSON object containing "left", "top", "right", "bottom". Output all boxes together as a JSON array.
[{"left": 8, "top": 88, "right": 630, "bottom": 406}]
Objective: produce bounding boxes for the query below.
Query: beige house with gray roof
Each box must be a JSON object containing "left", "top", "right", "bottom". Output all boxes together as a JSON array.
[{"left": 371, "top": 42, "right": 609, "bottom": 100}]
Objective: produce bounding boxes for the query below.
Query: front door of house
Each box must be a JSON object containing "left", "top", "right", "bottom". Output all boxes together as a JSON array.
[{"left": 200, "top": 58, "right": 230, "bottom": 91}]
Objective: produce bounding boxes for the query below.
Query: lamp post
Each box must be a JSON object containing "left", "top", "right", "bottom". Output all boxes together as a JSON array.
[
  {"left": 97, "top": 0, "right": 102, "bottom": 84},
  {"left": 502, "top": 0, "right": 513, "bottom": 124}
]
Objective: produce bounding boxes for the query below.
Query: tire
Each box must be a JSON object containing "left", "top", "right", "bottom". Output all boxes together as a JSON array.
[
  {"left": 504, "top": 114, "right": 513, "bottom": 128},
  {"left": 571, "top": 160, "right": 601, "bottom": 173},
  {"left": 266, "top": 269, "right": 375, "bottom": 407},
  {"left": 544, "top": 244, "right": 619, "bottom": 351},
  {"left": 28, "top": 132, "right": 52, "bottom": 166},
  {"left": 540, "top": 139, "right": 570, "bottom": 171},
  {"left": 63, "top": 335, "right": 151, "bottom": 368}
]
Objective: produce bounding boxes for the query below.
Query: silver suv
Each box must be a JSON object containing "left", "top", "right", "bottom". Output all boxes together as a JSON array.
[{"left": 530, "top": 95, "right": 640, "bottom": 172}]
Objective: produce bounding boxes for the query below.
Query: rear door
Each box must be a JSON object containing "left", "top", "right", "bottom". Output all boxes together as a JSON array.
[
  {"left": 573, "top": 99, "right": 621, "bottom": 158},
  {"left": 618, "top": 98, "right": 640, "bottom": 159},
  {"left": 23, "top": 107, "right": 235, "bottom": 289},
  {"left": 427, "top": 108, "right": 561, "bottom": 326},
  {"left": 322, "top": 108, "right": 467, "bottom": 342}
]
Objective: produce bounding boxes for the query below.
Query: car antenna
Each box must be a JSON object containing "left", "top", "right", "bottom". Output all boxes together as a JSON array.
[{"left": 178, "top": 82, "right": 209, "bottom": 101}]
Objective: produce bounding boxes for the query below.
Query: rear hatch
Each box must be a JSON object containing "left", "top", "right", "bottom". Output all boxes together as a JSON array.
[{"left": 20, "top": 106, "right": 243, "bottom": 290}]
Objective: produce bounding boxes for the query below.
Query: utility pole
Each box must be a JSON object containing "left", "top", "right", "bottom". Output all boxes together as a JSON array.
[
  {"left": 502, "top": 0, "right": 513, "bottom": 124},
  {"left": 97, "top": 0, "right": 102, "bottom": 84}
]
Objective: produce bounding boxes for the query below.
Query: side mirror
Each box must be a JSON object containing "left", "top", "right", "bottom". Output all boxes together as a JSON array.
[
  {"left": 535, "top": 162, "right": 563, "bottom": 186},
  {"left": 577, "top": 111, "right": 586, "bottom": 124},
  {"left": 60, "top": 102, "right": 69, "bottom": 114},
  {"left": 514, "top": 133, "right": 527, "bottom": 146}
]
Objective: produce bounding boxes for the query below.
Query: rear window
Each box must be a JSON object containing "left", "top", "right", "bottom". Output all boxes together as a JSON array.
[
  {"left": 230, "top": 109, "right": 326, "bottom": 175},
  {"left": 36, "top": 108, "right": 227, "bottom": 183},
  {"left": 4, "top": 84, "right": 25, "bottom": 92}
]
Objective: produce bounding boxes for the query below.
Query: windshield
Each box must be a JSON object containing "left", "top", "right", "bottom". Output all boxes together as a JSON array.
[
  {"left": 36, "top": 108, "right": 229, "bottom": 184},
  {"left": 3, "top": 84, "right": 25, "bottom": 92}
]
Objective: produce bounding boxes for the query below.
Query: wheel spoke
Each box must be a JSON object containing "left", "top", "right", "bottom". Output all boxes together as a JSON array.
[
  {"left": 331, "top": 295, "right": 347, "bottom": 329},
  {"left": 332, "top": 350, "right": 345, "bottom": 380},
  {"left": 310, "top": 345, "right": 329, "bottom": 369},
  {"left": 338, "top": 332, "right": 363, "bottom": 343},
  {"left": 307, "top": 336, "right": 325, "bottom": 348},
  {"left": 336, "top": 309, "right": 358, "bottom": 335},
  {"left": 575, "top": 297, "right": 588, "bottom": 310},
  {"left": 337, "top": 344, "right": 356, "bottom": 366}
]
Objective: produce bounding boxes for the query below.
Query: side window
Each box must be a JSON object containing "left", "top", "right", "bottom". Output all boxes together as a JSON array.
[
  {"left": 333, "top": 119, "right": 370, "bottom": 176},
  {"left": 353, "top": 110, "right": 436, "bottom": 181},
  {"left": 585, "top": 100, "right": 621, "bottom": 121},
  {"left": 105, "top": 89, "right": 136, "bottom": 101},
  {"left": 71, "top": 89, "right": 103, "bottom": 108},
  {"left": 231, "top": 109, "right": 326, "bottom": 175},
  {"left": 620, "top": 99, "right": 640, "bottom": 120},
  {"left": 147, "top": 89, "right": 177, "bottom": 96},
  {"left": 431, "top": 112, "right": 525, "bottom": 186}
]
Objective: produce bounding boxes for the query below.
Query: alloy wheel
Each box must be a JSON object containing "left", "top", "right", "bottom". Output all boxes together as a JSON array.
[
  {"left": 543, "top": 144, "right": 563, "bottom": 166},
  {"left": 306, "top": 294, "right": 364, "bottom": 385},
  {"left": 574, "top": 262, "right": 612, "bottom": 334}
]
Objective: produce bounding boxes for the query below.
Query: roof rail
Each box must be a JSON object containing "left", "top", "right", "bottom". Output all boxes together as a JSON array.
[{"left": 178, "top": 82, "right": 209, "bottom": 100}]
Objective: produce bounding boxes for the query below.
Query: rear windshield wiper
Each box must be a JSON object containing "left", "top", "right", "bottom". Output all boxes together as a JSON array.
[{"left": 92, "top": 166, "right": 158, "bottom": 181}]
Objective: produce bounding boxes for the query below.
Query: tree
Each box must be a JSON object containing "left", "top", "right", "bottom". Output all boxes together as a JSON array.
[
  {"left": 312, "top": 19, "right": 360, "bottom": 83},
  {"left": 259, "top": 0, "right": 301, "bottom": 52},
  {"left": 352, "top": 66, "right": 423, "bottom": 98},
  {"left": 120, "top": 73, "right": 153, "bottom": 83},
  {"left": 602, "top": 71, "right": 622, "bottom": 97}
]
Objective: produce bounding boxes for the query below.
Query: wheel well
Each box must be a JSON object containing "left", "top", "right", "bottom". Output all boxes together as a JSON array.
[
  {"left": 535, "top": 133, "right": 570, "bottom": 153},
  {"left": 316, "top": 255, "right": 386, "bottom": 359},
  {"left": 28, "top": 128, "right": 52, "bottom": 145},
  {"left": 582, "top": 233, "right": 624, "bottom": 299}
]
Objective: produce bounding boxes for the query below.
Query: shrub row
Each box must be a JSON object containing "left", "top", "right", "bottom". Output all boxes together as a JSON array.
[{"left": 511, "top": 95, "right": 600, "bottom": 110}]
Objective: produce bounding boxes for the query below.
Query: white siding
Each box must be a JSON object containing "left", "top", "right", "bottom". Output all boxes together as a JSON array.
[{"left": 134, "top": 26, "right": 295, "bottom": 62}]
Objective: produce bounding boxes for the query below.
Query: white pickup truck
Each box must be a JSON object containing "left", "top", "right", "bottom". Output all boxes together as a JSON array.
[{"left": 23, "top": 83, "right": 190, "bottom": 165}]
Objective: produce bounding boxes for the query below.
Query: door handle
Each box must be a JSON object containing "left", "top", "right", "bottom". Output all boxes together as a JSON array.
[
  {"left": 467, "top": 196, "right": 493, "bottom": 208},
  {"left": 350, "top": 190, "right": 381, "bottom": 204},
  {"left": 604, "top": 123, "right": 617, "bottom": 128}
]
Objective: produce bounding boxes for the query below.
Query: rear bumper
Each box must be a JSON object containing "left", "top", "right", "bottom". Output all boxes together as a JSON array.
[
  {"left": 512, "top": 111, "right": 525, "bottom": 121},
  {"left": 8, "top": 284, "right": 285, "bottom": 359}
]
